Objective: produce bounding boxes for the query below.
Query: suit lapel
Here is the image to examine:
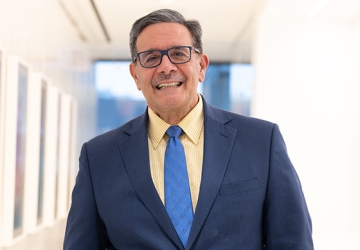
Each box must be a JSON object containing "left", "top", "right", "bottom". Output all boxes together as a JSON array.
[
  {"left": 117, "top": 102, "right": 237, "bottom": 249},
  {"left": 186, "top": 101, "right": 237, "bottom": 249},
  {"left": 118, "top": 112, "right": 183, "bottom": 248}
]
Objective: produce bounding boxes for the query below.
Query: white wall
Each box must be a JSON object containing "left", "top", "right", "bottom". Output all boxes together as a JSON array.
[
  {"left": 252, "top": 0, "right": 360, "bottom": 249},
  {"left": 0, "top": 0, "right": 97, "bottom": 247},
  {"left": 0, "top": 0, "right": 97, "bottom": 146}
]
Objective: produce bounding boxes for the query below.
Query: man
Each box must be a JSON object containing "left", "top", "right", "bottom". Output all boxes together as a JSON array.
[{"left": 64, "top": 9, "right": 313, "bottom": 249}]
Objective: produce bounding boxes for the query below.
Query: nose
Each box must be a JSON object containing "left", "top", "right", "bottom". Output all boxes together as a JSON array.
[{"left": 157, "top": 53, "right": 177, "bottom": 74}]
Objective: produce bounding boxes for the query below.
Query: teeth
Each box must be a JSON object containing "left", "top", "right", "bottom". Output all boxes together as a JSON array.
[{"left": 157, "top": 82, "right": 181, "bottom": 89}]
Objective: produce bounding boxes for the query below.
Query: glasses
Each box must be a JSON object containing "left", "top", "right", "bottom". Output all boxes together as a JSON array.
[{"left": 134, "top": 46, "right": 200, "bottom": 68}]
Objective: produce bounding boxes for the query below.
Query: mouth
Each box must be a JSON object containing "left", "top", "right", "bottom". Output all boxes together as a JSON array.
[{"left": 156, "top": 82, "right": 183, "bottom": 90}]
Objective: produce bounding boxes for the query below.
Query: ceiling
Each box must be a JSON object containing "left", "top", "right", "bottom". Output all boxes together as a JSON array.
[
  {"left": 59, "top": 0, "right": 360, "bottom": 63},
  {"left": 59, "top": 0, "right": 266, "bottom": 63}
]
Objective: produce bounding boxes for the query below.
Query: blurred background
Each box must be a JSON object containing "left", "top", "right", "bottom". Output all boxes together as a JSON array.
[{"left": 0, "top": 0, "right": 359, "bottom": 249}]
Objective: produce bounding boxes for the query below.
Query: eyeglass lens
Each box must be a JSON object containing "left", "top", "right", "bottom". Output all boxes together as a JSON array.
[{"left": 139, "top": 47, "right": 192, "bottom": 68}]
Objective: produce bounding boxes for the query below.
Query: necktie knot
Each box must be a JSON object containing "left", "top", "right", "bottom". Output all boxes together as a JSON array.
[{"left": 166, "top": 125, "right": 182, "bottom": 138}]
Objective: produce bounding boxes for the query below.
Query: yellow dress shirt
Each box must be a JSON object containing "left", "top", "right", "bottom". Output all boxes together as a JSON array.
[{"left": 148, "top": 95, "right": 204, "bottom": 212}]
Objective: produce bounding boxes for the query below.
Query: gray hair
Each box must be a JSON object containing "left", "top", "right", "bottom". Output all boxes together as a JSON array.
[{"left": 129, "top": 9, "right": 203, "bottom": 62}]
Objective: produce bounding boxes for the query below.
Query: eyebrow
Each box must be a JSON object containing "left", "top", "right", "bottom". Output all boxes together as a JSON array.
[{"left": 139, "top": 45, "right": 189, "bottom": 52}]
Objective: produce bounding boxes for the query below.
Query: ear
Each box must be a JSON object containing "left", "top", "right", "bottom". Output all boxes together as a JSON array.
[
  {"left": 129, "top": 62, "right": 141, "bottom": 90},
  {"left": 198, "top": 53, "right": 209, "bottom": 83}
]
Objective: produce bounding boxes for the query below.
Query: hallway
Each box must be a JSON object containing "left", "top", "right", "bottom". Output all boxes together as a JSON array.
[{"left": 2, "top": 219, "right": 66, "bottom": 250}]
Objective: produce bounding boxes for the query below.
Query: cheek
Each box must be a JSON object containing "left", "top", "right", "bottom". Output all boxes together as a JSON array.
[{"left": 134, "top": 71, "right": 148, "bottom": 90}]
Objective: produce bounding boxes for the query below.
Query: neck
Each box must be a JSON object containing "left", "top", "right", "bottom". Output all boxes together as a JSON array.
[
  {"left": 158, "top": 111, "right": 189, "bottom": 125},
  {"left": 154, "top": 95, "right": 199, "bottom": 125}
]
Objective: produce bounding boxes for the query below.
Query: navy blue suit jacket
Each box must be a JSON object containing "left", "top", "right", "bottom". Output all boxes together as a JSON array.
[{"left": 64, "top": 98, "right": 313, "bottom": 249}]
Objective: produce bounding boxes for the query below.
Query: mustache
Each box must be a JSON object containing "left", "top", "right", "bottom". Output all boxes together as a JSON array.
[{"left": 151, "top": 73, "right": 186, "bottom": 86}]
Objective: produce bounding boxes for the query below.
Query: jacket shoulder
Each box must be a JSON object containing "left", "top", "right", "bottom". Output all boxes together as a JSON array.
[{"left": 208, "top": 105, "right": 275, "bottom": 133}]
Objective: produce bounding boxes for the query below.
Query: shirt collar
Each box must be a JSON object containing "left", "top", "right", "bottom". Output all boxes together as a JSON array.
[{"left": 148, "top": 94, "right": 204, "bottom": 149}]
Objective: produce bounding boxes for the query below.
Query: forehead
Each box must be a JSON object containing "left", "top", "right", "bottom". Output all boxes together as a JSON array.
[{"left": 136, "top": 22, "right": 193, "bottom": 51}]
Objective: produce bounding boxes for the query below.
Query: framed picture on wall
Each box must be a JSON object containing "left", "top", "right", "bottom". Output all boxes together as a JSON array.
[
  {"left": 67, "top": 98, "right": 77, "bottom": 211},
  {"left": 42, "top": 85, "right": 60, "bottom": 228},
  {"left": 0, "top": 47, "right": 6, "bottom": 149},
  {"left": 0, "top": 47, "right": 6, "bottom": 160},
  {"left": 36, "top": 76, "right": 50, "bottom": 228},
  {"left": 0, "top": 46, "right": 7, "bottom": 247},
  {"left": 23, "top": 73, "right": 50, "bottom": 234},
  {"left": 0, "top": 55, "right": 32, "bottom": 246},
  {"left": 55, "top": 93, "right": 73, "bottom": 221}
]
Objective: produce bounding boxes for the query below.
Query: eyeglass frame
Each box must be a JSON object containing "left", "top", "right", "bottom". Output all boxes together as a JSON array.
[{"left": 133, "top": 46, "right": 201, "bottom": 68}]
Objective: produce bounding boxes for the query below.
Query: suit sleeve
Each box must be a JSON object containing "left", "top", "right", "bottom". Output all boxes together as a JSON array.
[
  {"left": 263, "top": 124, "right": 314, "bottom": 249},
  {"left": 63, "top": 143, "right": 111, "bottom": 250}
]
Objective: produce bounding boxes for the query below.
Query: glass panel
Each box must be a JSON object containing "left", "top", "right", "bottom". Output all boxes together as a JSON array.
[
  {"left": 95, "top": 61, "right": 146, "bottom": 135},
  {"left": 37, "top": 80, "right": 47, "bottom": 225},
  {"left": 94, "top": 61, "right": 254, "bottom": 135},
  {"left": 14, "top": 63, "right": 28, "bottom": 237},
  {"left": 202, "top": 64, "right": 231, "bottom": 111},
  {"left": 0, "top": 51, "right": 2, "bottom": 106},
  {"left": 54, "top": 94, "right": 61, "bottom": 219},
  {"left": 229, "top": 64, "right": 254, "bottom": 116},
  {"left": 67, "top": 99, "right": 73, "bottom": 210},
  {"left": 202, "top": 63, "right": 254, "bottom": 116},
  {"left": 0, "top": 51, "right": 2, "bottom": 145}
]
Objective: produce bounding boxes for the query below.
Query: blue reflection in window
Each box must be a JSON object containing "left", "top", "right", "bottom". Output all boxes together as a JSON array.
[{"left": 94, "top": 61, "right": 254, "bottom": 135}]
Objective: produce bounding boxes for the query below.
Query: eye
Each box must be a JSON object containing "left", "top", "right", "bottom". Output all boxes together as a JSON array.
[
  {"left": 173, "top": 51, "right": 185, "bottom": 56},
  {"left": 140, "top": 52, "right": 161, "bottom": 65},
  {"left": 145, "top": 55, "right": 160, "bottom": 62},
  {"left": 170, "top": 50, "right": 188, "bottom": 59}
]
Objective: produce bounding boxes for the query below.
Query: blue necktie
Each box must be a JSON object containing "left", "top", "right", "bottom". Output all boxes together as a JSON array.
[{"left": 164, "top": 125, "right": 193, "bottom": 247}]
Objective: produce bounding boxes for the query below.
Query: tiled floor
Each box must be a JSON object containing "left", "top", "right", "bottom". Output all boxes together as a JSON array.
[{"left": 2, "top": 219, "right": 66, "bottom": 250}]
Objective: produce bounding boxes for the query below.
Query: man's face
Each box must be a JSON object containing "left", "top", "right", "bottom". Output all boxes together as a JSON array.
[{"left": 130, "top": 22, "right": 209, "bottom": 118}]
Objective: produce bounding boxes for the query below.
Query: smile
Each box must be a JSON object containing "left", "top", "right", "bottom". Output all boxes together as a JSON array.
[{"left": 156, "top": 82, "right": 183, "bottom": 90}]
